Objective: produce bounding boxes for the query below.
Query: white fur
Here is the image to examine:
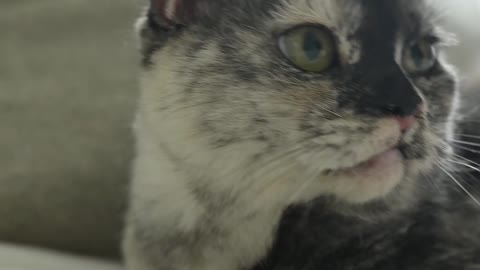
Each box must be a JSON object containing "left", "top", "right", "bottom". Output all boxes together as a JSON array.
[{"left": 123, "top": 2, "right": 437, "bottom": 269}]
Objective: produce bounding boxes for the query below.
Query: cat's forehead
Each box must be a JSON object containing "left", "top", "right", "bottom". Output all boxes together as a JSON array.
[
  {"left": 274, "top": 0, "right": 363, "bottom": 32},
  {"left": 274, "top": 0, "right": 433, "bottom": 35}
]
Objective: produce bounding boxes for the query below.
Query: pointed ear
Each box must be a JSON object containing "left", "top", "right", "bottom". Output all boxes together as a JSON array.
[
  {"left": 138, "top": 0, "right": 213, "bottom": 66},
  {"left": 149, "top": 0, "right": 210, "bottom": 26}
]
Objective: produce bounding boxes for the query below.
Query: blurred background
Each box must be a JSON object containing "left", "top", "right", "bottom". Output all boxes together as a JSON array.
[
  {"left": 442, "top": 0, "right": 480, "bottom": 77},
  {"left": 0, "top": 0, "right": 138, "bottom": 259},
  {"left": 0, "top": 0, "right": 479, "bottom": 267}
]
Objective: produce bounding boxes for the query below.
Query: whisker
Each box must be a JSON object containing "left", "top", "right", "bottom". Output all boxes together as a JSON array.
[
  {"left": 232, "top": 141, "right": 312, "bottom": 197},
  {"left": 252, "top": 146, "right": 313, "bottom": 198},
  {"left": 447, "top": 168, "right": 480, "bottom": 202},
  {"left": 451, "top": 144, "right": 480, "bottom": 154},
  {"left": 437, "top": 139, "right": 480, "bottom": 171},
  {"left": 453, "top": 119, "right": 480, "bottom": 124},
  {"left": 247, "top": 136, "right": 333, "bottom": 202},
  {"left": 454, "top": 134, "right": 480, "bottom": 140},
  {"left": 450, "top": 139, "right": 480, "bottom": 148},
  {"left": 302, "top": 95, "right": 342, "bottom": 118},
  {"left": 446, "top": 159, "right": 480, "bottom": 174},
  {"left": 449, "top": 152, "right": 480, "bottom": 168},
  {"left": 436, "top": 162, "right": 480, "bottom": 207}
]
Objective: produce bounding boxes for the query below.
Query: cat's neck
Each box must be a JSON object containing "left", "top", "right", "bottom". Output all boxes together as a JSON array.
[{"left": 131, "top": 121, "right": 290, "bottom": 270}]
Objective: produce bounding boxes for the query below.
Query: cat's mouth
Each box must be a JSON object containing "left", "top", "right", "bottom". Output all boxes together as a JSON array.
[
  {"left": 306, "top": 117, "right": 425, "bottom": 203},
  {"left": 329, "top": 118, "right": 418, "bottom": 177},
  {"left": 336, "top": 147, "right": 403, "bottom": 177},
  {"left": 323, "top": 143, "right": 408, "bottom": 204}
]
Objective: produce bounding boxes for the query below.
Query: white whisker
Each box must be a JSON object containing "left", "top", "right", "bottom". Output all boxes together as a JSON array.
[
  {"left": 450, "top": 139, "right": 480, "bottom": 148},
  {"left": 447, "top": 159, "right": 480, "bottom": 173},
  {"left": 452, "top": 144, "right": 480, "bottom": 154},
  {"left": 454, "top": 134, "right": 480, "bottom": 140},
  {"left": 437, "top": 162, "right": 480, "bottom": 207},
  {"left": 449, "top": 152, "right": 480, "bottom": 168}
]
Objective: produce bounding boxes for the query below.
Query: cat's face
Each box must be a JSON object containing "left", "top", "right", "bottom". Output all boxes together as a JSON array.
[{"left": 137, "top": 0, "right": 457, "bottom": 208}]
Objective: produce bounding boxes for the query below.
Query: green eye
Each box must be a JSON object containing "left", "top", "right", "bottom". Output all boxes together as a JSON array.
[
  {"left": 278, "top": 26, "right": 336, "bottom": 73},
  {"left": 404, "top": 39, "right": 437, "bottom": 73}
]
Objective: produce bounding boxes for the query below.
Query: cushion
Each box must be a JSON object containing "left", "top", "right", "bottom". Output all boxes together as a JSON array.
[
  {"left": 0, "top": 0, "right": 138, "bottom": 257},
  {"left": 0, "top": 243, "right": 122, "bottom": 270}
]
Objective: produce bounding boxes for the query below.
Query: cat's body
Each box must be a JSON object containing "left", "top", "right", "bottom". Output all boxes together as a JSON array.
[
  {"left": 123, "top": 0, "right": 479, "bottom": 269},
  {"left": 252, "top": 178, "right": 480, "bottom": 270}
]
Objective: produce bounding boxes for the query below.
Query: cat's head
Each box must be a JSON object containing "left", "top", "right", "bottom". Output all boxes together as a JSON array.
[{"left": 136, "top": 0, "right": 458, "bottom": 211}]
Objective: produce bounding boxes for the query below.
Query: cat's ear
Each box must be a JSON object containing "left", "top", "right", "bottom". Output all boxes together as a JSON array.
[
  {"left": 137, "top": 0, "right": 212, "bottom": 66},
  {"left": 149, "top": 0, "right": 212, "bottom": 26}
]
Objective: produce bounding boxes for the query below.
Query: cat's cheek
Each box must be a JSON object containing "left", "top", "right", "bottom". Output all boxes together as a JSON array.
[
  {"left": 406, "top": 154, "right": 435, "bottom": 175},
  {"left": 404, "top": 147, "right": 437, "bottom": 181}
]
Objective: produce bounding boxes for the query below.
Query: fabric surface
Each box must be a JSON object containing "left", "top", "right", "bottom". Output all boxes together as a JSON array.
[
  {"left": 0, "top": 0, "right": 138, "bottom": 257},
  {"left": 0, "top": 243, "right": 122, "bottom": 270}
]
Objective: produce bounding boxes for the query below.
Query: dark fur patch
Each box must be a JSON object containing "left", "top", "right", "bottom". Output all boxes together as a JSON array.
[{"left": 338, "top": 0, "right": 423, "bottom": 117}]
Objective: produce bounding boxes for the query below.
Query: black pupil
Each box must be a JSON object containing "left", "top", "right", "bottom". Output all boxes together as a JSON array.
[
  {"left": 411, "top": 45, "right": 425, "bottom": 66},
  {"left": 303, "top": 31, "right": 323, "bottom": 61}
]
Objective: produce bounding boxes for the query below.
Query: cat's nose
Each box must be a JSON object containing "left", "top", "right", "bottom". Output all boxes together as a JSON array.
[
  {"left": 379, "top": 101, "right": 419, "bottom": 117},
  {"left": 372, "top": 85, "right": 423, "bottom": 118},
  {"left": 396, "top": 104, "right": 423, "bottom": 133},
  {"left": 397, "top": 116, "right": 416, "bottom": 133},
  {"left": 353, "top": 61, "right": 423, "bottom": 118}
]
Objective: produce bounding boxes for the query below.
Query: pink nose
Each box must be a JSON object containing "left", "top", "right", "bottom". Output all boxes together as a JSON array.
[
  {"left": 396, "top": 103, "right": 424, "bottom": 133},
  {"left": 397, "top": 116, "right": 416, "bottom": 133}
]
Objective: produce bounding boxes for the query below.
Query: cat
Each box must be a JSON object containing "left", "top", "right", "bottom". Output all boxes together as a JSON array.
[{"left": 123, "top": 0, "right": 479, "bottom": 269}]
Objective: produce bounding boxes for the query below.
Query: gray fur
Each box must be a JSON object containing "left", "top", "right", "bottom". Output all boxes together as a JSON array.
[{"left": 124, "top": 0, "right": 479, "bottom": 270}]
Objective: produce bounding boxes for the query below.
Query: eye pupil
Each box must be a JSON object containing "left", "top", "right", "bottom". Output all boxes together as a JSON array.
[
  {"left": 278, "top": 26, "right": 335, "bottom": 72},
  {"left": 410, "top": 45, "right": 424, "bottom": 66},
  {"left": 303, "top": 31, "right": 323, "bottom": 61},
  {"left": 404, "top": 39, "right": 437, "bottom": 73}
]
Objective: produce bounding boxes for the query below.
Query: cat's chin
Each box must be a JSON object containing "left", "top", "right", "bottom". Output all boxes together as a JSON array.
[{"left": 326, "top": 148, "right": 406, "bottom": 204}]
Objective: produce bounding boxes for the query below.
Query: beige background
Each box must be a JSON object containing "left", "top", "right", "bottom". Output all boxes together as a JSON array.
[
  {"left": 0, "top": 243, "right": 122, "bottom": 270},
  {"left": 0, "top": 0, "right": 139, "bottom": 257}
]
